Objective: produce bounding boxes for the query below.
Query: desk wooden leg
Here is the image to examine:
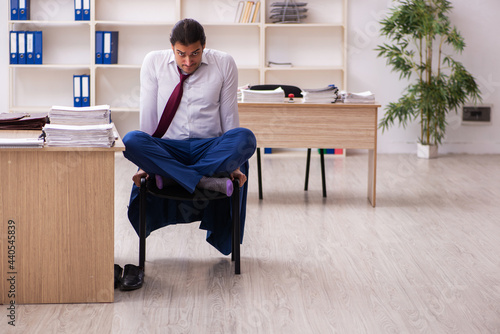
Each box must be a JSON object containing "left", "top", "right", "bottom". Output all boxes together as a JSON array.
[{"left": 368, "top": 149, "right": 377, "bottom": 207}]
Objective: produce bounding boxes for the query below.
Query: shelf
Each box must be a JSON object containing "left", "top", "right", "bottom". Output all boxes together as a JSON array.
[
  {"left": 264, "top": 66, "right": 345, "bottom": 71},
  {"left": 264, "top": 23, "right": 344, "bottom": 28},
  {"left": 8, "top": 0, "right": 347, "bottom": 113},
  {"left": 9, "top": 106, "right": 51, "bottom": 113},
  {"left": 9, "top": 20, "right": 91, "bottom": 26},
  {"left": 10, "top": 64, "right": 90, "bottom": 69},
  {"left": 95, "top": 21, "right": 174, "bottom": 27},
  {"left": 95, "top": 64, "right": 141, "bottom": 69}
]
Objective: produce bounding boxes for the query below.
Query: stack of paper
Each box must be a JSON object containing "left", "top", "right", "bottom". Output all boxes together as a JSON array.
[
  {"left": 0, "top": 137, "right": 44, "bottom": 148},
  {"left": 43, "top": 124, "right": 115, "bottom": 147},
  {"left": 49, "top": 105, "right": 111, "bottom": 125},
  {"left": 343, "top": 91, "right": 375, "bottom": 104},
  {"left": 237, "top": 84, "right": 250, "bottom": 102},
  {"left": 241, "top": 87, "right": 285, "bottom": 103},
  {"left": 301, "top": 86, "right": 339, "bottom": 103},
  {"left": 44, "top": 105, "right": 115, "bottom": 147}
]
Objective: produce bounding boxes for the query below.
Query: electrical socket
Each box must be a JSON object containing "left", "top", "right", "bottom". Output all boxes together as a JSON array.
[{"left": 462, "top": 105, "right": 491, "bottom": 124}]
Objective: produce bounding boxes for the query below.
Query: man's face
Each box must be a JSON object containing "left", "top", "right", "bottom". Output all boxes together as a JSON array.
[{"left": 172, "top": 41, "right": 205, "bottom": 74}]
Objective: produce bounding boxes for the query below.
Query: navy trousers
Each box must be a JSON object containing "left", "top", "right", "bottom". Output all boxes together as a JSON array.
[{"left": 123, "top": 127, "right": 257, "bottom": 255}]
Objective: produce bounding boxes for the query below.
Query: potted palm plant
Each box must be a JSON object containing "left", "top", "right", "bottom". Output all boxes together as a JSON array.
[{"left": 376, "top": 0, "right": 481, "bottom": 158}]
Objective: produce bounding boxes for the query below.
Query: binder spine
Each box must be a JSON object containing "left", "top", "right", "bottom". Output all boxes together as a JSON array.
[
  {"left": 10, "top": 31, "right": 18, "bottom": 64},
  {"left": 11, "top": 0, "right": 19, "bottom": 20},
  {"left": 34, "top": 31, "right": 43, "bottom": 64},
  {"left": 26, "top": 31, "right": 35, "bottom": 64},
  {"left": 81, "top": 75, "right": 90, "bottom": 107},
  {"left": 83, "top": 0, "right": 90, "bottom": 21},
  {"left": 95, "top": 31, "right": 103, "bottom": 64},
  {"left": 103, "top": 31, "right": 119, "bottom": 64},
  {"left": 19, "top": 0, "right": 30, "bottom": 20},
  {"left": 17, "top": 31, "right": 26, "bottom": 64},
  {"left": 74, "top": 75, "right": 82, "bottom": 107},
  {"left": 74, "top": 0, "right": 83, "bottom": 21}
]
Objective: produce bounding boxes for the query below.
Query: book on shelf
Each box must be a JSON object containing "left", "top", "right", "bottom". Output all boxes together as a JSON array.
[
  {"left": 74, "top": 0, "right": 90, "bottom": 21},
  {"left": 235, "top": 1, "right": 260, "bottom": 23},
  {"left": 10, "top": 0, "right": 31, "bottom": 20},
  {"left": 10, "top": 30, "right": 42, "bottom": 65},
  {"left": 73, "top": 75, "right": 90, "bottom": 107},
  {"left": 96, "top": 31, "right": 119, "bottom": 64}
]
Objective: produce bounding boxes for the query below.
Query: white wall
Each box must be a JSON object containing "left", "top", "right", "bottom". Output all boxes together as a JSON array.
[
  {"left": 348, "top": 0, "right": 500, "bottom": 154},
  {"left": 1, "top": 0, "right": 499, "bottom": 154}
]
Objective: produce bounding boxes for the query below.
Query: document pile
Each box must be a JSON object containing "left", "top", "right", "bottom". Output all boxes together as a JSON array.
[
  {"left": 342, "top": 91, "right": 376, "bottom": 104},
  {"left": 0, "top": 137, "right": 44, "bottom": 148},
  {"left": 241, "top": 87, "right": 285, "bottom": 103},
  {"left": 49, "top": 105, "right": 110, "bottom": 125},
  {"left": 301, "top": 85, "right": 339, "bottom": 103},
  {"left": 0, "top": 112, "right": 46, "bottom": 148},
  {"left": 44, "top": 105, "right": 115, "bottom": 147}
]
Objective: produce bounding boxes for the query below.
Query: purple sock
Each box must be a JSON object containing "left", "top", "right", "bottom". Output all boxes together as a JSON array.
[
  {"left": 226, "top": 179, "right": 234, "bottom": 197},
  {"left": 155, "top": 174, "right": 163, "bottom": 189}
]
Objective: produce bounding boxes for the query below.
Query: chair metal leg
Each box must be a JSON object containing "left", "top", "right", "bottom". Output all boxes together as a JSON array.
[
  {"left": 257, "top": 147, "right": 263, "bottom": 200},
  {"left": 231, "top": 179, "right": 241, "bottom": 274},
  {"left": 139, "top": 177, "right": 147, "bottom": 270},
  {"left": 304, "top": 148, "right": 311, "bottom": 190},
  {"left": 320, "top": 149, "right": 327, "bottom": 197}
]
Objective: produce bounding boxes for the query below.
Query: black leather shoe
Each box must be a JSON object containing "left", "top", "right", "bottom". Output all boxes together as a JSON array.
[
  {"left": 114, "top": 264, "right": 123, "bottom": 289},
  {"left": 120, "top": 264, "right": 144, "bottom": 291}
]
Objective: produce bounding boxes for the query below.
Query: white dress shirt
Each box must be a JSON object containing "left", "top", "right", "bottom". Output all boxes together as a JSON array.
[{"left": 139, "top": 48, "right": 239, "bottom": 140}]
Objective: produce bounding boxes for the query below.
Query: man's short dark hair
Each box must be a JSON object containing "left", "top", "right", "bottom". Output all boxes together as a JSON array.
[{"left": 170, "top": 18, "right": 206, "bottom": 46}]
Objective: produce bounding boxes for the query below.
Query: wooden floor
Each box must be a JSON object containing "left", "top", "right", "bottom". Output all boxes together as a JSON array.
[{"left": 3, "top": 151, "right": 500, "bottom": 333}]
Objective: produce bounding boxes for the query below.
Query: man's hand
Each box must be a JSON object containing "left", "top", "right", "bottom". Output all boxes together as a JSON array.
[
  {"left": 230, "top": 168, "right": 247, "bottom": 187},
  {"left": 132, "top": 169, "right": 148, "bottom": 187}
]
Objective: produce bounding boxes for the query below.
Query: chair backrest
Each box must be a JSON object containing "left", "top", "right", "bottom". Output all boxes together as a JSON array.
[{"left": 249, "top": 84, "right": 303, "bottom": 98}]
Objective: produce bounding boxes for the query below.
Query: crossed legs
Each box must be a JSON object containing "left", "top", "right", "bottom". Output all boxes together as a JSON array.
[{"left": 123, "top": 127, "right": 256, "bottom": 193}]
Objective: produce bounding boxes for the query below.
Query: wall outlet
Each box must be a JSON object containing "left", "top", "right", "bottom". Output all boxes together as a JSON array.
[{"left": 462, "top": 105, "right": 491, "bottom": 124}]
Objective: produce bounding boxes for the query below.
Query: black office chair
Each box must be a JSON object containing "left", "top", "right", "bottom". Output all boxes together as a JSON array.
[
  {"left": 139, "top": 177, "right": 241, "bottom": 275},
  {"left": 249, "top": 84, "right": 303, "bottom": 98},
  {"left": 249, "top": 84, "right": 327, "bottom": 199}
]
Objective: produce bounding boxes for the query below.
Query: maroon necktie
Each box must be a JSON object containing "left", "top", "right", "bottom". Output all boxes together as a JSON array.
[{"left": 152, "top": 67, "right": 191, "bottom": 138}]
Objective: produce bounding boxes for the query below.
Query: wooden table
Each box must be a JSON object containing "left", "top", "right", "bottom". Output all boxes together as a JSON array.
[
  {"left": 238, "top": 102, "right": 380, "bottom": 207},
  {"left": 0, "top": 130, "right": 124, "bottom": 304}
]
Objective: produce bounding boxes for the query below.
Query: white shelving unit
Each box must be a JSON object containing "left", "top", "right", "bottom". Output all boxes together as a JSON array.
[{"left": 8, "top": 0, "right": 347, "bottom": 115}]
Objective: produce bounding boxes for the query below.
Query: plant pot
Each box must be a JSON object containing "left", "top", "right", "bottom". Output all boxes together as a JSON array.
[{"left": 417, "top": 143, "right": 438, "bottom": 159}]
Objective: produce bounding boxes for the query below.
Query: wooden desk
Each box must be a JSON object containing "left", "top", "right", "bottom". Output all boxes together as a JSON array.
[
  {"left": 238, "top": 102, "right": 380, "bottom": 207},
  {"left": 0, "top": 130, "right": 124, "bottom": 304}
]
